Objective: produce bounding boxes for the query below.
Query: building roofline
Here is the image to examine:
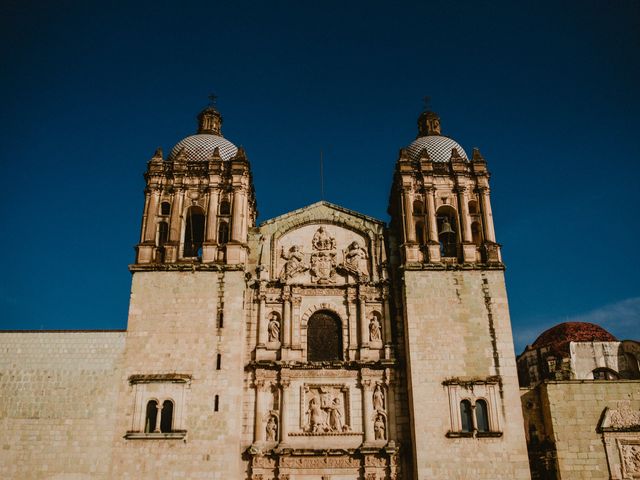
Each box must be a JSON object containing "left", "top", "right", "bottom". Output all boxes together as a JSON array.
[{"left": 259, "top": 200, "right": 385, "bottom": 227}]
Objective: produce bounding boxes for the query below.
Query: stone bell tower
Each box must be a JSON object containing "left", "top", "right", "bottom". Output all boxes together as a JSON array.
[
  {"left": 135, "top": 102, "right": 256, "bottom": 266},
  {"left": 388, "top": 109, "right": 531, "bottom": 479},
  {"left": 110, "top": 102, "right": 256, "bottom": 478}
]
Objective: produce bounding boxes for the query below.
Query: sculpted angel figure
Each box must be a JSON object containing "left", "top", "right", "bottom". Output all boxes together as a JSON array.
[
  {"left": 280, "top": 245, "right": 307, "bottom": 281},
  {"left": 344, "top": 241, "right": 368, "bottom": 280}
]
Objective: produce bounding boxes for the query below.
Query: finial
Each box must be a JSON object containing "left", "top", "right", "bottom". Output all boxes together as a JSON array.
[
  {"left": 422, "top": 96, "right": 431, "bottom": 112},
  {"left": 198, "top": 95, "right": 223, "bottom": 135},
  {"left": 152, "top": 147, "right": 163, "bottom": 160},
  {"left": 208, "top": 93, "right": 218, "bottom": 107},
  {"left": 417, "top": 97, "right": 442, "bottom": 137},
  {"left": 472, "top": 147, "right": 485, "bottom": 162}
]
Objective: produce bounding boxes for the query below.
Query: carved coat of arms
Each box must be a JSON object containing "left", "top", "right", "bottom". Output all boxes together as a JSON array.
[{"left": 310, "top": 227, "right": 337, "bottom": 284}]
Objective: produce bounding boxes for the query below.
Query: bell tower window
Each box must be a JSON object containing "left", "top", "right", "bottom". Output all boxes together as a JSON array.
[
  {"left": 437, "top": 206, "right": 459, "bottom": 258},
  {"left": 218, "top": 221, "right": 229, "bottom": 245},
  {"left": 160, "top": 202, "right": 171, "bottom": 216},
  {"left": 183, "top": 206, "right": 205, "bottom": 258}
]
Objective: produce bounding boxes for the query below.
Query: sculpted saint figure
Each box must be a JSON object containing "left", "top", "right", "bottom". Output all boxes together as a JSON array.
[
  {"left": 265, "top": 415, "right": 278, "bottom": 442},
  {"left": 280, "top": 245, "right": 307, "bottom": 281},
  {"left": 374, "top": 414, "right": 386, "bottom": 440},
  {"left": 267, "top": 313, "right": 280, "bottom": 342},
  {"left": 372, "top": 385, "right": 385, "bottom": 412},
  {"left": 369, "top": 314, "right": 382, "bottom": 342},
  {"left": 308, "top": 397, "right": 326, "bottom": 432},
  {"left": 328, "top": 396, "right": 344, "bottom": 432}
]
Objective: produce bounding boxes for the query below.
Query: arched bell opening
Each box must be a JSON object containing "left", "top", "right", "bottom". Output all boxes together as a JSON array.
[
  {"left": 471, "top": 221, "right": 483, "bottom": 247},
  {"left": 307, "top": 310, "right": 343, "bottom": 362},
  {"left": 436, "top": 205, "right": 459, "bottom": 258},
  {"left": 183, "top": 206, "right": 205, "bottom": 258}
]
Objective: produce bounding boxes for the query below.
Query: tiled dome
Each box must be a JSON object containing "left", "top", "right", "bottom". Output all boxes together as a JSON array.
[
  {"left": 406, "top": 135, "right": 469, "bottom": 162},
  {"left": 530, "top": 322, "right": 618, "bottom": 356},
  {"left": 169, "top": 134, "right": 238, "bottom": 162}
]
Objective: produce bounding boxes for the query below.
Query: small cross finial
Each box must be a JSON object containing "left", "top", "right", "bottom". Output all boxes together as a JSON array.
[
  {"left": 208, "top": 93, "right": 218, "bottom": 106},
  {"left": 423, "top": 96, "right": 431, "bottom": 111}
]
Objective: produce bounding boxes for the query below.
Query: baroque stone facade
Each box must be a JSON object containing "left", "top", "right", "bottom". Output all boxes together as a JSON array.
[{"left": 0, "top": 104, "right": 532, "bottom": 479}]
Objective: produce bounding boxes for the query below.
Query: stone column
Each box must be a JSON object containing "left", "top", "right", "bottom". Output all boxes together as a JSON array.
[
  {"left": 291, "top": 296, "right": 302, "bottom": 349},
  {"left": 358, "top": 291, "right": 369, "bottom": 357},
  {"left": 154, "top": 403, "right": 163, "bottom": 433},
  {"left": 382, "top": 291, "right": 392, "bottom": 353},
  {"left": 403, "top": 190, "right": 416, "bottom": 242},
  {"left": 279, "top": 378, "right": 291, "bottom": 444},
  {"left": 140, "top": 190, "right": 151, "bottom": 243},
  {"left": 257, "top": 293, "right": 267, "bottom": 347},
  {"left": 254, "top": 379, "right": 266, "bottom": 443},
  {"left": 144, "top": 189, "right": 160, "bottom": 242},
  {"left": 282, "top": 289, "right": 291, "bottom": 348},
  {"left": 347, "top": 289, "right": 358, "bottom": 359},
  {"left": 425, "top": 187, "right": 438, "bottom": 242},
  {"left": 457, "top": 187, "right": 472, "bottom": 243},
  {"left": 385, "top": 376, "right": 397, "bottom": 442},
  {"left": 362, "top": 379, "right": 374, "bottom": 443},
  {"left": 231, "top": 188, "right": 245, "bottom": 242},
  {"left": 169, "top": 190, "right": 184, "bottom": 242},
  {"left": 479, "top": 187, "right": 496, "bottom": 242},
  {"left": 205, "top": 188, "right": 219, "bottom": 242}
]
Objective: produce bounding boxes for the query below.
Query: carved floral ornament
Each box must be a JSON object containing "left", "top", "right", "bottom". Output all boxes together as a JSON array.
[
  {"left": 279, "top": 227, "right": 369, "bottom": 283},
  {"left": 600, "top": 401, "right": 640, "bottom": 431}
]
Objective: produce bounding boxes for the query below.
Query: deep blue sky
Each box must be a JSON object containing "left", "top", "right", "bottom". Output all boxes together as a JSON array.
[{"left": 1, "top": 1, "right": 638, "bottom": 351}]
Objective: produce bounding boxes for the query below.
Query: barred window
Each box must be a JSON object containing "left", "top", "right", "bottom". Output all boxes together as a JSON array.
[{"left": 307, "top": 311, "right": 342, "bottom": 361}]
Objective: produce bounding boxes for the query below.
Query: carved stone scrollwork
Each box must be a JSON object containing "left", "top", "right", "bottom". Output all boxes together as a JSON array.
[{"left": 622, "top": 444, "right": 640, "bottom": 476}]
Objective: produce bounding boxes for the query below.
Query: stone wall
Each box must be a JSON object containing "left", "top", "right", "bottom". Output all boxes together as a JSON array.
[
  {"left": 110, "top": 270, "right": 247, "bottom": 479},
  {"left": 0, "top": 331, "right": 125, "bottom": 480},
  {"left": 402, "top": 269, "right": 531, "bottom": 479},
  {"left": 529, "top": 380, "right": 640, "bottom": 479}
]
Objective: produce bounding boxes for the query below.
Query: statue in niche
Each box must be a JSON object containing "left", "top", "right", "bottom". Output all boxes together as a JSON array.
[
  {"left": 343, "top": 241, "right": 368, "bottom": 280},
  {"left": 312, "top": 226, "right": 336, "bottom": 251},
  {"left": 374, "top": 414, "right": 386, "bottom": 440},
  {"left": 267, "top": 313, "right": 280, "bottom": 342},
  {"left": 373, "top": 384, "right": 385, "bottom": 412},
  {"left": 265, "top": 415, "right": 278, "bottom": 442},
  {"left": 280, "top": 245, "right": 307, "bottom": 281},
  {"left": 369, "top": 314, "right": 382, "bottom": 342}
]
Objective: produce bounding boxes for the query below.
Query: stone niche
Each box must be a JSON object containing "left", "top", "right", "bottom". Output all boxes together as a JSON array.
[{"left": 275, "top": 224, "right": 371, "bottom": 285}]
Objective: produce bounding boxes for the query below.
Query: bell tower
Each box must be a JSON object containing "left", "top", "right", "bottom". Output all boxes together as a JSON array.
[
  {"left": 388, "top": 109, "right": 530, "bottom": 479},
  {"left": 135, "top": 102, "right": 256, "bottom": 266}
]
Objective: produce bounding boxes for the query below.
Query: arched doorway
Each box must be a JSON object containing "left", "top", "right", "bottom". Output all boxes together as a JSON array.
[{"left": 307, "top": 310, "right": 343, "bottom": 361}]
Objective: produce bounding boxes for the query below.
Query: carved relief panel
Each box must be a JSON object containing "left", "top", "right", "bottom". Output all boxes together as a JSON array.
[
  {"left": 300, "top": 384, "right": 352, "bottom": 434},
  {"left": 276, "top": 225, "right": 371, "bottom": 285}
]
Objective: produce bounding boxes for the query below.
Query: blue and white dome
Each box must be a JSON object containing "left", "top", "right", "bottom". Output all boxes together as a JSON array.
[
  {"left": 406, "top": 135, "right": 468, "bottom": 162},
  {"left": 169, "top": 134, "right": 238, "bottom": 161}
]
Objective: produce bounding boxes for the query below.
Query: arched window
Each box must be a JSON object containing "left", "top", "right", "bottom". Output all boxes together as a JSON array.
[
  {"left": 468, "top": 200, "right": 478, "bottom": 215},
  {"left": 413, "top": 199, "right": 424, "bottom": 215},
  {"left": 157, "top": 221, "right": 169, "bottom": 247},
  {"left": 160, "top": 400, "right": 173, "bottom": 433},
  {"left": 160, "top": 202, "right": 171, "bottom": 216},
  {"left": 307, "top": 310, "right": 343, "bottom": 361},
  {"left": 145, "top": 400, "right": 158, "bottom": 433},
  {"left": 219, "top": 199, "right": 231, "bottom": 215},
  {"left": 218, "top": 221, "right": 229, "bottom": 245},
  {"left": 437, "top": 206, "right": 459, "bottom": 258},
  {"left": 475, "top": 399, "right": 489, "bottom": 432},
  {"left": 625, "top": 352, "right": 640, "bottom": 378},
  {"left": 183, "top": 206, "right": 205, "bottom": 257},
  {"left": 460, "top": 400, "right": 473, "bottom": 432},
  {"left": 471, "top": 221, "right": 482, "bottom": 246}
]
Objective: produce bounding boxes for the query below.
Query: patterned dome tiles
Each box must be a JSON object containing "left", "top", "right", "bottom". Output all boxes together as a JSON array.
[
  {"left": 169, "top": 134, "right": 238, "bottom": 162},
  {"left": 407, "top": 135, "right": 469, "bottom": 162}
]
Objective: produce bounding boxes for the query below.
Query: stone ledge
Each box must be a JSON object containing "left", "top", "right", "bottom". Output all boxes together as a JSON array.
[{"left": 124, "top": 431, "right": 187, "bottom": 440}]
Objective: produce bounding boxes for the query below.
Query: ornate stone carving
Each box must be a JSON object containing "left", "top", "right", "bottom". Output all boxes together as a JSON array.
[
  {"left": 302, "top": 385, "right": 350, "bottom": 433},
  {"left": 374, "top": 413, "right": 386, "bottom": 440},
  {"left": 342, "top": 240, "right": 368, "bottom": 280},
  {"left": 280, "top": 245, "right": 307, "bottom": 281},
  {"left": 266, "top": 415, "right": 278, "bottom": 442},
  {"left": 252, "top": 455, "right": 277, "bottom": 468},
  {"left": 622, "top": 444, "right": 640, "bottom": 476},
  {"left": 369, "top": 313, "right": 382, "bottom": 342},
  {"left": 267, "top": 313, "right": 280, "bottom": 343},
  {"left": 610, "top": 401, "right": 640, "bottom": 429},
  {"left": 280, "top": 456, "right": 360, "bottom": 468},
  {"left": 373, "top": 384, "right": 385, "bottom": 412},
  {"left": 310, "top": 227, "right": 337, "bottom": 284}
]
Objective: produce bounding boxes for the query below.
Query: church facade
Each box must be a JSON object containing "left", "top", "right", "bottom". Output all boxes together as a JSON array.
[{"left": 0, "top": 105, "right": 532, "bottom": 479}]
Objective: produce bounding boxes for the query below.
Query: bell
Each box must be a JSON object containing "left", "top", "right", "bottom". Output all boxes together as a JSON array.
[{"left": 439, "top": 219, "right": 455, "bottom": 236}]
